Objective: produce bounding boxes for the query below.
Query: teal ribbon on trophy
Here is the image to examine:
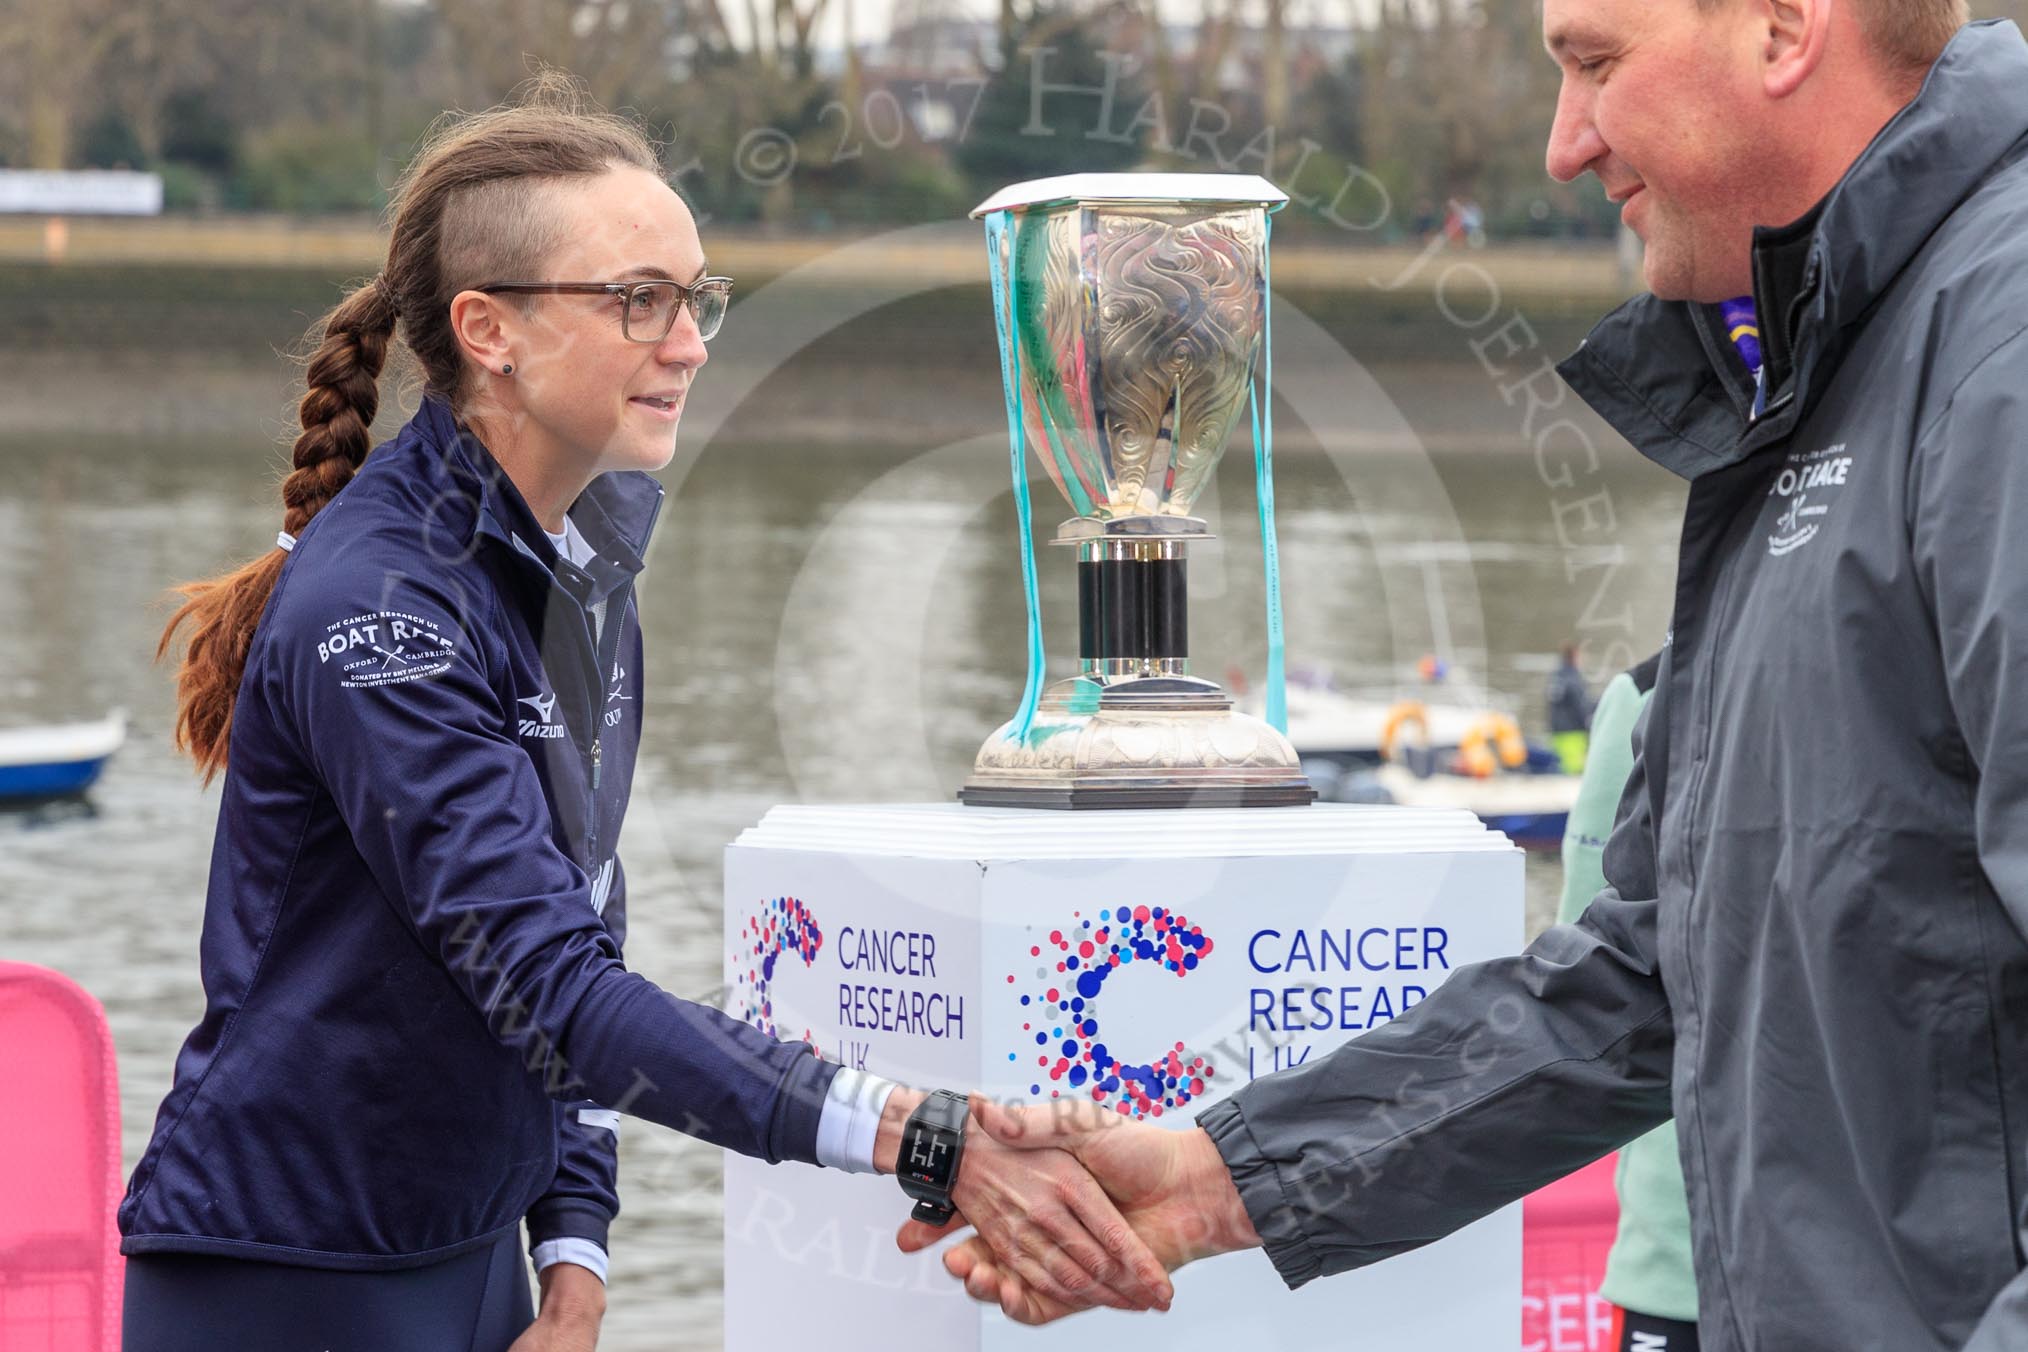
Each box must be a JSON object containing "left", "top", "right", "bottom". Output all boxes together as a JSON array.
[
  {"left": 984, "top": 209, "right": 1048, "bottom": 745},
  {"left": 1250, "top": 211, "right": 1288, "bottom": 735}
]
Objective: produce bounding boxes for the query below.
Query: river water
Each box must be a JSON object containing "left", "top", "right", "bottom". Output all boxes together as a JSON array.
[{"left": 0, "top": 284, "right": 1686, "bottom": 1347}]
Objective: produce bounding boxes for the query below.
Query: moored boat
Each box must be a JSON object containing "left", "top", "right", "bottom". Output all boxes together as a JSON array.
[
  {"left": 0, "top": 711, "right": 126, "bottom": 801},
  {"left": 1272, "top": 683, "right": 1581, "bottom": 848},
  {"left": 1366, "top": 763, "right": 1581, "bottom": 851}
]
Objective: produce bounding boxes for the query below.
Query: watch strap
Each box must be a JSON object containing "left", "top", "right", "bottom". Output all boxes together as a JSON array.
[
  {"left": 911, "top": 1196, "right": 957, "bottom": 1225},
  {"left": 915, "top": 1087, "right": 967, "bottom": 1131}
]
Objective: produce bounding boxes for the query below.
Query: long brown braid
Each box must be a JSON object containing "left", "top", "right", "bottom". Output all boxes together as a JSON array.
[{"left": 158, "top": 70, "right": 658, "bottom": 783}]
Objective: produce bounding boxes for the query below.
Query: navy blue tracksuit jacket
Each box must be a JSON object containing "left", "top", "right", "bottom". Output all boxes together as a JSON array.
[{"left": 119, "top": 396, "right": 837, "bottom": 1269}]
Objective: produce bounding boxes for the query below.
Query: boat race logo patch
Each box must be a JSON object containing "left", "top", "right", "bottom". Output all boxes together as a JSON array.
[
  {"left": 1766, "top": 443, "right": 1852, "bottom": 557},
  {"left": 1005, "top": 905, "right": 1215, "bottom": 1120},
  {"left": 317, "top": 610, "right": 459, "bottom": 688},
  {"left": 734, "top": 896, "right": 824, "bottom": 1044}
]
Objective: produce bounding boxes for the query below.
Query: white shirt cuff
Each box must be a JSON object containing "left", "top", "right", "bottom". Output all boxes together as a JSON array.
[
  {"left": 532, "top": 1237, "right": 609, "bottom": 1284},
  {"left": 815, "top": 1067, "right": 902, "bottom": 1174}
]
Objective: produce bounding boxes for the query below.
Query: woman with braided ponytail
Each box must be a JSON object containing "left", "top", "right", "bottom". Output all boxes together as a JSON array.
[
  {"left": 159, "top": 272, "right": 397, "bottom": 779},
  {"left": 123, "top": 73, "right": 1167, "bottom": 1352}
]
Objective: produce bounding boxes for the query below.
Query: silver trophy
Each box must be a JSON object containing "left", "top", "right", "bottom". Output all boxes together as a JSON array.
[{"left": 960, "top": 173, "right": 1314, "bottom": 809}]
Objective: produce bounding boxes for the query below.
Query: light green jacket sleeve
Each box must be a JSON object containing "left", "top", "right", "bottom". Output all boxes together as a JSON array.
[{"left": 1557, "top": 671, "right": 1699, "bottom": 1322}]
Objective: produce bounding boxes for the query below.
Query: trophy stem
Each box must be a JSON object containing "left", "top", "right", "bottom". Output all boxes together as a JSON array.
[{"left": 1076, "top": 539, "right": 1189, "bottom": 679}]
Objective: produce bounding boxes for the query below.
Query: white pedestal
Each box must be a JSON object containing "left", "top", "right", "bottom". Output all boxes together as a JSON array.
[{"left": 723, "top": 803, "right": 1524, "bottom": 1351}]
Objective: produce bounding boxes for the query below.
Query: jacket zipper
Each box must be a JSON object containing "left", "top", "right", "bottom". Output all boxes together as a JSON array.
[
  {"left": 580, "top": 600, "right": 611, "bottom": 866},
  {"left": 504, "top": 530, "right": 612, "bottom": 871},
  {"left": 582, "top": 489, "right": 661, "bottom": 873},
  {"left": 496, "top": 491, "right": 660, "bottom": 887},
  {"left": 1675, "top": 544, "right": 1742, "bottom": 893},
  {"left": 1672, "top": 395, "right": 1798, "bottom": 893},
  {"left": 580, "top": 585, "right": 634, "bottom": 873}
]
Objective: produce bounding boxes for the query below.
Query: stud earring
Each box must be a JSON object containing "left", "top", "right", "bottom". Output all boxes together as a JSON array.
[{"left": 501, "top": 363, "right": 514, "bottom": 375}]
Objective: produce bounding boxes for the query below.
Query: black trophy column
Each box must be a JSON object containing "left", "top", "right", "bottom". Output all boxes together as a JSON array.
[{"left": 1077, "top": 543, "right": 1188, "bottom": 670}]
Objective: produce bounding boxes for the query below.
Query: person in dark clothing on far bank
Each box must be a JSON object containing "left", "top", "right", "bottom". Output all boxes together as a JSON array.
[{"left": 1548, "top": 643, "right": 1595, "bottom": 772}]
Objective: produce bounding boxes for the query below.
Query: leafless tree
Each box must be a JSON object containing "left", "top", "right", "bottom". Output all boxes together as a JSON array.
[
  {"left": 0, "top": 0, "right": 144, "bottom": 168},
  {"left": 432, "top": 0, "right": 685, "bottom": 107}
]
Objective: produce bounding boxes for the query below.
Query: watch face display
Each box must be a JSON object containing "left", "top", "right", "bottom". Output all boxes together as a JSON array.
[{"left": 904, "top": 1124, "right": 957, "bottom": 1188}]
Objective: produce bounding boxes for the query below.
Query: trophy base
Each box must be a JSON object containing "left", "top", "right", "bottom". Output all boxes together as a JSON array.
[{"left": 960, "top": 675, "right": 1316, "bottom": 811}]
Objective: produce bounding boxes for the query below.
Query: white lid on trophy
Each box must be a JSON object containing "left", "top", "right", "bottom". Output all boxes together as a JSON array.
[{"left": 969, "top": 172, "right": 1289, "bottom": 218}]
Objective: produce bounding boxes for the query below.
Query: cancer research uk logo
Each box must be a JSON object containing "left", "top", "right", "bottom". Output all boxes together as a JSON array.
[
  {"left": 1005, "top": 906, "right": 1214, "bottom": 1121},
  {"left": 317, "top": 610, "right": 458, "bottom": 688},
  {"left": 734, "top": 896, "right": 824, "bottom": 1046},
  {"left": 1767, "top": 443, "right": 1853, "bottom": 557}
]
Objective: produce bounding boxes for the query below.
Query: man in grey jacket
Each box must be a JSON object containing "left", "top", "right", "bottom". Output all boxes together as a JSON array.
[{"left": 912, "top": 1, "right": 2028, "bottom": 1348}]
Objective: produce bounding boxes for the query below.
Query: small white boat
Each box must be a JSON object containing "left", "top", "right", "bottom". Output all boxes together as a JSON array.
[
  {"left": 1368, "top": 763, "right": 1582, "bottom": 851},
  {"left": 1259, "top": 682, "right": 1581, "bottom": 848},
  {"left": 0, "top": 711, "right": 126, "bottom": 801},
  {"left": 1277, "top": 683, "right": 1509, "bottom": 763}
]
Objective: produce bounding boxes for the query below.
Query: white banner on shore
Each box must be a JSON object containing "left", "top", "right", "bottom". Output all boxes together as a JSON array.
[{"left": 0, "top": 170, "right": 163, "bottom": 216}]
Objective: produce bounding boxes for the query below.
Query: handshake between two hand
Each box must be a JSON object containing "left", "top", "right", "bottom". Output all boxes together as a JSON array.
[{"left": 883, "top": 1093, "right": 1262, "bottom": 1325}]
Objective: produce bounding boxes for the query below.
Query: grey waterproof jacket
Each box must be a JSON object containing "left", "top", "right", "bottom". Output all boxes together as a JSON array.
[{"left": 1199, "top": 22, "right": 2028, "bottom": 1351}]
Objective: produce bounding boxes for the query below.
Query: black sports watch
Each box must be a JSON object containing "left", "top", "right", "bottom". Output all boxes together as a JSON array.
[{"left": 896, "top": 1089, "right": 970, "bottom": 1225}]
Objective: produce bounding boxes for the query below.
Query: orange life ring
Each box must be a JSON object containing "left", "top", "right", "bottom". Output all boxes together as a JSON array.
[
  {"left": 1456, "top": 713, "right": 1527, "bottom": 778},
  {"left": 1380, "top": 701, "right": 1430, "bottom": 763}
]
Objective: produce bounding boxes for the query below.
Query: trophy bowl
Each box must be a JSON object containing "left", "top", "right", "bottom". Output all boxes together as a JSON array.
[{"left": 960, "top": 173, "right": 1315, "bottom": 810}]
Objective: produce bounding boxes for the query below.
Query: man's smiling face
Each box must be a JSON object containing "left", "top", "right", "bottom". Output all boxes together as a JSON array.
[{"left": 1544, "top": 0, "right": 1769, "bottom": 301}]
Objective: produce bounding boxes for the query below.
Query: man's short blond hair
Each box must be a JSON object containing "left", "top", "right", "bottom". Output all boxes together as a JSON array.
[{"left": 1702, "top": 0, "right": 1970, "bottom": 80}]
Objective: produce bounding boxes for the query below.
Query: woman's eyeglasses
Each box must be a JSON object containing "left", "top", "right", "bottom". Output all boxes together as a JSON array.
[{"left": 475, "top": 277, "right": 734, "bottom": 343}]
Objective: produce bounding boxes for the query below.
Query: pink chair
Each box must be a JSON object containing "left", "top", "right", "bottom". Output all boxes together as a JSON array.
[
  {"left": 0, "top": 962, "right": 123, "bottom": 1352},
  {"left": 1522, "top": 1152, "right": 1621, "bottom": 1352}
]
